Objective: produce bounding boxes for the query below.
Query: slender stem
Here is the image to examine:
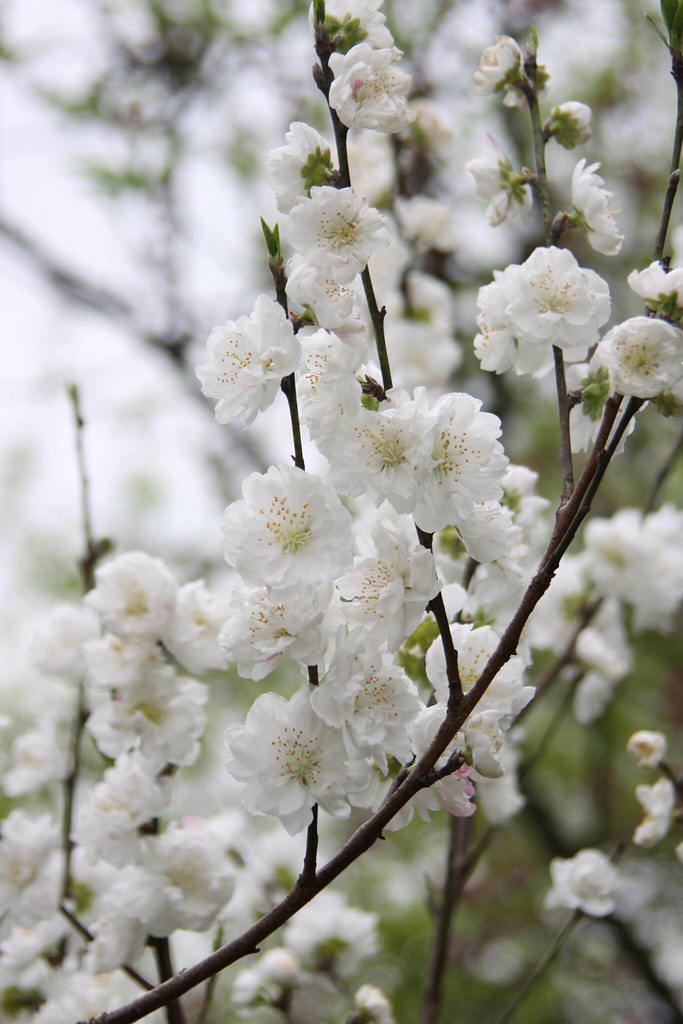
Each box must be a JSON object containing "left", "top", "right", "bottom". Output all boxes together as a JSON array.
[
  {"left": 313, "top": 28, "right": 393, "bottom": 393},
  {"left": 417, "top": 528, "right": 462, "bottom": 700},
  {"left": 492, "top": 912, "right": 582, "bottom": 1024},
  {"left": 268, "top": 250, "right": 321, "bottom": 882},
  {"left": 59, "top": 690, "right": 87, "bottom": 907},
  {"left": 361, "top": 266, "right": 393, "bottom": 392},
  {"left": 280, "top": 374, "right": 306, "bottom": 471},
  {"left": 653, "top": 49, "right": 683, "bottom": 262},
  {"left": 523, "top": 74, "right": 552, "bottom": 240},
  {"left": 540, "top": 397, "right": 642, "bottom": 572},
  {"left": 197, "top": 925, "right": 223, "bottom": 1024},
  {"left": 300, "top": 805, "right": 320, "bottom": 884},
  {"left": 149, "top": 937, "right": 186, "bottom": 1024},
  {"left": 645, "top": 419, "right": 683, "bottom": 512},
  {"left": 61, "top": 386, "right": 99, "bottom": 909},
  {"left": 523, "top": 52, "right": 574, "bottom": 499},
  {"left": 515, "top": 599, "right": 600, "bottom": 726},
  {"left": 60, "top": 905, "right": 154, "bottom": 991},
  {"left": 552, "top": 346, "right": 574, "bottom": 500},
  {"left": 418, "top": 815, "right": 473, "bottom": 1024},
  {"left": 519, "top": 670, "right": 581, "bottom": 782}
]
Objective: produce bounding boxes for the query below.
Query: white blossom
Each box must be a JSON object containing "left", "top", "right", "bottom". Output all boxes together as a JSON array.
[
  {"left": 232, "top": 947, "right": 303, "bottom": 1009},
  {"left": 545, "top": 848, "right": 619, "bottom": 917},
  {"left": 627, "top": 731, "right": 667, "bottom": 770},
  {"left": 103, "top": 818, "right": 234, "bottom": 936},
  {"left": 85, "top": 552, "right": 177, "bottom": 639},
  {"left": 322, "top": 389, "right": 432, "bottom": 515},
  {"left": 222, "top": 463, "right": 354, "bottom": 587},
  {"left": 0, "top": 811, "right": 61, "bottom": 926},
  {"left": 282, "top": 890, "right": 379, "bottom": 977},
  {"left": 413, "top": 389, "right": 509, "bottom": 536},
  {"left": 336, "top": 502, "right": 441, "bottom": 650},
  {"left": 632, "top": 777, "right": 675, "bottom": 848},
  {"left": 328, "top": 44, "right": 415, "bottom": 133},
  {"left": 311, "top": 639, "right": 421, "bottom": 767},
  {"left": 86, "top": 672, "right": 207, "bottom": 767},
  {"left": 395, "top": 196, "right": 458, "bottom": 252},
  {"left": 196, "top": 295, "right": 301, "bottom": 426},
  {"left": 596, "top": 316, "right": 683, "bottom": 399},
  {"left": 547, "top": 101, "right": 592, "bottom": 148},
  {"left": 352, "top": 985, "right": 396, "bottom": 1024},
  {"left": 409, "top": 704, "right": 476, "bottom": 817},
  {"left": 465, "top": 133, "right": 532, "bottom": 226},
  {"left": 224, "top": 684, "right": 370, "bottom": 834},
  {"left": 474, "top": 249, "right": 611, "bottom": 377},
  {"left": 583, "top": 505, "right": 683, "bottom": 630},
  {"left": 266, "top": 121, "right": 333, "bottom": 213},
  {"left": 287, "top": 186, "right": 390, "bottom": 273},
  {"left": 628, "top": 261, "right": 683, "bottom": 322},
  {"left": 219, "top": 582, "right": 332, "bottom": 680},
  {"left": 426, "top": 623, "right": 532, "bottom": 721},
  {"left": 31, "top": 603, "right": 100, "bottom": 681},
  {"left": 505, "top": 246, "right": 610, "bottom": 358},
  {"left": 286, "top": 251, "right": 359, "bottom": 330},
  {"left": 571, "top": 159, "right": 624, "bottom": 256},
  {"left": 74, "top": 751, "right": 174, "bottom": 865},
  {"left": 3, "top": 719, "right": 68, "bottom": 797},
  {"left": 162, "top": 579, "right": 227, "bottom": 674},
  {"left": 84, "top": 633, "right": 172, "bottom": 691},
  {"left": 472, "top": 36, "right": 525, "bottom": 108}
]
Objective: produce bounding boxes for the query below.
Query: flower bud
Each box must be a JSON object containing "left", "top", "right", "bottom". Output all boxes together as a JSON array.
[
  {"left": 627, "top": 730, "right": 667, "bottom": 769},
  {"left": 546, "top": 101, "right": 592, "bottom": 148}
]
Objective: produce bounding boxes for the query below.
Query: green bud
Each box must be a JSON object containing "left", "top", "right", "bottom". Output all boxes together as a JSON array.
[
  {"left": 259, "top": 218, "right": 281, "bottom": 263},
  {"left": 545, "top": 102, "right": 592, "bottom": 149},
  {"left": 312, "top": 0, "right": 326, "bottom": 27},
  {"left": 324, "top": 14, "right": 367, "bottom": 52},
  {"left": 360, "top": 392, "right": 380, "bottom": 412},
  {"left": 2, "top": 986, "right": 45, "bottom": 1016},
  {"left": 300, "top": 146, "right": 334, "bottom": 191},
  {"left": 652, "top": 389, "right": 683, "bottom": 416},
  {"left": 661, "top": 0, "right": 683, "bottom": 47},
  {"left": 403, "top": 615, "right": 440, "bottom": 653},
  {"left": 581, "top": 365, "right": 610, "bottom": 422}
]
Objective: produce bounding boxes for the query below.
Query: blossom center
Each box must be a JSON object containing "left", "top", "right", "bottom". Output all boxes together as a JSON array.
[
  {"left": 262, "top": 497, "right": 313, "bottom": 554},
  {"left": 273, "top": 727, "right": 321, "bottom": 784}
]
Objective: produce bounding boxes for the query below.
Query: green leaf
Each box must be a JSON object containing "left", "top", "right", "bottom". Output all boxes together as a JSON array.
[
  {"left": 312, "top": 0, "right": 326, "bottom": 26},
  {"left": 260, "top": 218, "right": 281, "bottom": 262}
]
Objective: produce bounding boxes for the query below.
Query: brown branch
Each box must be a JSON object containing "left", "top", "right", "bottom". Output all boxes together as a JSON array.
[{"left": 418, "top": 815, "right": 474, "bottom": 1024}]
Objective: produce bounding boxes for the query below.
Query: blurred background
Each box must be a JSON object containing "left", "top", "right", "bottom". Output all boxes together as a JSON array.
[{"left": 4, "top": 1, "right": 683, "bottom": 1021}]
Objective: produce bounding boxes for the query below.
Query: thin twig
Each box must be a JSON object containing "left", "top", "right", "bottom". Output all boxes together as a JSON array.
[
  {"left": 149, "top": 937, "right": 187, "bottom": 1024},
  {"left": 417, "top": 528, "right": 462, "bottom": 700},
  {"left": 267, "top": 244, "right": 320, "bottom": 877},
  {"left": 515, "top": 599, "right": 600, "bottom": 726},
  {"left": 522, "top": 48, "right": 574, "bottom": 499},
  {"left": 492, "top": 911, "right": 582, "bottom": 1024},
  {"left": 653, "top": 49, "right": 683, "bottom": 262},
  {"left": 313, "top": 28, "right": 393, "bottom": 393},
  {"left": 645, "top": 419, "right": 683, "bottom": 512},
  {"left": 60, "top": 905, "right": 154, "bottom": 992},
  {"left": 60, "top": 387, "right": 101, "bottom": 909},
  {"left": 418, "top": 815, "right": 474, "bottom": 1024}
]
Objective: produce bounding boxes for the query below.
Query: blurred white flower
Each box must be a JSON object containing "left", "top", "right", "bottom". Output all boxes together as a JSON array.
[
  {"left": 545, "top": 848, "right": 619, "bottom": 917},
  {"left": 627, "top": 730, "right": 667, "bottom": 769}
]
